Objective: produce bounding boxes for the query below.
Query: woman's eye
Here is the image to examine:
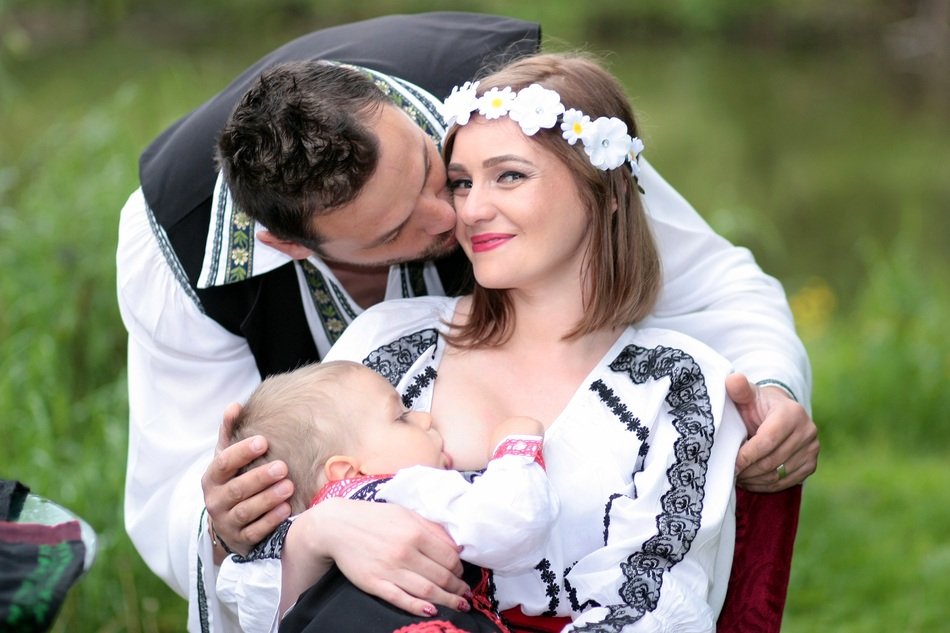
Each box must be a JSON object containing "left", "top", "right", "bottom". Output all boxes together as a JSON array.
[
  {"left": 447, "top": 178, "right": 472, "bottom": 191},
  {"left": 499, "top": 171, "right": 525, "bottom": 184}
]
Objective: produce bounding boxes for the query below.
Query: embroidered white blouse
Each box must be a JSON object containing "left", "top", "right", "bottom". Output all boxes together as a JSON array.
[
  {"left": 321, "top": 297, "right": 748, "bottom": 632},
  {"left": 119, "top": 156, "right": 808, "bottom": 632}
]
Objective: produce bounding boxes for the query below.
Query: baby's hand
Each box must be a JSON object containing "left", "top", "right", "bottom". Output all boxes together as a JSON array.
[{"left": 489, "top": 416, "right": 544, "bottom": 450}]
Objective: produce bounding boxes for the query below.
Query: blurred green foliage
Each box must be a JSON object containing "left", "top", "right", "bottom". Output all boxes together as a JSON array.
[{"left": 1, "top": 1, "right": 948, "bottom": 631}]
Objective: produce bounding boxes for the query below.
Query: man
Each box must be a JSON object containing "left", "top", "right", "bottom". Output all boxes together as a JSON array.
[{"left": 117, "top": 11, "right": 817, "bottom": 630}]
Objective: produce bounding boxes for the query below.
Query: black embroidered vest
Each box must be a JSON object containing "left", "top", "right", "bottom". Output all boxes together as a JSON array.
[{"left": 139, "top": 12, "right": 540, "bottom": 378}]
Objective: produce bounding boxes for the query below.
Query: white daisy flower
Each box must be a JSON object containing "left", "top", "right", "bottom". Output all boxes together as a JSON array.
[
  {"left": 627, "top": 136, "right": 645, "bottom": 179},
  {"left": 583, "top": 117, "right": 633, "bottom": 171},
  {"left": 560, "top": 108, "right": 592, "bottom": 145},
  {"left": 440, "top": 81, "right": 480, "bottom": 127},
  {"left": 477, "top": 87, "right": 516, "bottom": 119},
  {"left": 508, "top": 84, "right": 565, "bottom": 135}
]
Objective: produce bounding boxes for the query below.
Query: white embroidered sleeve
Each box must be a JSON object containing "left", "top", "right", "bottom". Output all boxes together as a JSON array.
[
  {"left": 564, "top": 342, "right": 746, "bottom": 632},
  {"left": 118, "top": 189, "right": 269, "bottom": 629}
]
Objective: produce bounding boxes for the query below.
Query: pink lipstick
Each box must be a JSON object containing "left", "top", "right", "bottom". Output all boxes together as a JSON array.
[{"left": 470, "top": 233, "right": 513, "bottom": 253}]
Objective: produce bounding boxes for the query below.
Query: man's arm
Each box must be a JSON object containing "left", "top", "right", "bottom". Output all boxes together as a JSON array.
[
  {"left": 118, "top": 189, "right": 282, "bottom": 594},
  {"left": 639, "top": 159, "right": 818, "bottom": 489}
]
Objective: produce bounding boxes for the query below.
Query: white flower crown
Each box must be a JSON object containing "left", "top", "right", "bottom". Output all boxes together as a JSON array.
[{"left": 441, "top": 81, "right": 644, "bottom": 179}]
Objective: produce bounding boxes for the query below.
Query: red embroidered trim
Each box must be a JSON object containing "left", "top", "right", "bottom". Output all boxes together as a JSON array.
[
  {"left": 491, "top": 438, "right": 545, "bottom": 470},
  {"left": 391, "top": 620, "right": 469, "bottom": 633},
  {"left": 309, "top": 474, "right": 392, "bottom": 507}
]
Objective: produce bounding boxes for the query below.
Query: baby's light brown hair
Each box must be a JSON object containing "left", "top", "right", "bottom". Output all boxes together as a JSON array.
[{"left": 229, "top": 361, "right": 366, "bottom": 514}]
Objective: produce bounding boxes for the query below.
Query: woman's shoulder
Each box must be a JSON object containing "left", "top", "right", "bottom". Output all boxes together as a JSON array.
[
  {"left": 361, "top": 295, "right": 457, "bottom": 319},
  {"left": 325, "top": 296, "right": 456, "bottom": 362},
  {"left": 622, "top": 326, "right": 734, "bottom": 377}
]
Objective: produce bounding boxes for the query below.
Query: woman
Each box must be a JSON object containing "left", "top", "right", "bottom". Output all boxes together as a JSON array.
[{"left": 293, "top": 52, "right": 746, "bottom": 632}]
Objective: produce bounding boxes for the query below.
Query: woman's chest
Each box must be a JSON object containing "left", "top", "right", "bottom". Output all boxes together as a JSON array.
[{"left": 430, "top": 351, "right": 602, "bottom": 469}]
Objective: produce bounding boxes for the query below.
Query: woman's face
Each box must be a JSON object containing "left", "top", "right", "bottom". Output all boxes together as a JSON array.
[{"left": 446, "top": 117, "right": 591, "bottom": 295}]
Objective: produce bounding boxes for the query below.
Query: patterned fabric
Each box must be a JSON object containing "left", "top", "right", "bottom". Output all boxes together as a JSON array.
[
  {"left": 324, "top": 296, "right": 745, "bottom": 632},
  {"left": 569, "top": 345, "right": 715, "bottom": 630},
  {"left": 364, "top": 329, "right": 440, "bottom": 388},
  {"left": 492, "top": 437, "right": 545, "bottom": 469},
  {"left": 310, "top": 474, "right": 392, "bottom": 507},
  {"left": 0, "top": 480, "right": 87, "bottom": 632},
  {"left": 231, "top": 519, "right": 292, "bottom": 564}
]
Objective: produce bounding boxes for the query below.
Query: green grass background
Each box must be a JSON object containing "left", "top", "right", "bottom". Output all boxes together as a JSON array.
[{"left": 2, "top": 2, "right": 948, "bottom": 630}]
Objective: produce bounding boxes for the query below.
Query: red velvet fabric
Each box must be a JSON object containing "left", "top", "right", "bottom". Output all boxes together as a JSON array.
[{"left": 717, "top": 486, "right": 802, "bottom": 633}]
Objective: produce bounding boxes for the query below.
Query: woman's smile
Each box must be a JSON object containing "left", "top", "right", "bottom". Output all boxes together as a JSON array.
[{"left": 470, "top": 233, "right": 514, "bottom": 253}]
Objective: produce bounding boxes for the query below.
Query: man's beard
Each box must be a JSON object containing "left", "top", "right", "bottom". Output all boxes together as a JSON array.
[{"left": 317, "top": 231, "right": 459, "bottom": 271}]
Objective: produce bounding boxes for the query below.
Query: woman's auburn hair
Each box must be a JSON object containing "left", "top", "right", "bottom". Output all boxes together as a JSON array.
[{"left": 442, "top": 53, "right": 662, "bottom": 349}]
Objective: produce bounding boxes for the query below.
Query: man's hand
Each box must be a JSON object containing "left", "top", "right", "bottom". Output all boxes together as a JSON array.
[
  {"left": 284, "top": 499, "right": 470, "bottom": 618},
  {"left": 728, "top": 374, "right": 819, "bottom": 492},
  {"left": 201, "top": 403, "right": 294, "bottom": 557}
]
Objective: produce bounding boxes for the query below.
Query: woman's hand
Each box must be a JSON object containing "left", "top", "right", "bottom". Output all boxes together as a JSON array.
[
  {"left": 284, "top": 498, "right": 469, "bottom": 618},
  {"left": 201, "top": 403, "right": 295, "bottom": 558},
  {"left": 728, "top": 374, "right": 820, "bottom": 492}
]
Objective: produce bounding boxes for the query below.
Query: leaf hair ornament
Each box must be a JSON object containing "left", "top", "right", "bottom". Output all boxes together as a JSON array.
[{"left": 441, "top": 81, "right": 644, "bottom": 181}]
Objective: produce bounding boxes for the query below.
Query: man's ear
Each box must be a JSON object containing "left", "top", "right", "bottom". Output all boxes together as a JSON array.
[
  {"left": 324, "top": 455, "right": 362, "bottom": 482},
  {"left": 257, "top": 230, "right": 315, "bottom": 260}
]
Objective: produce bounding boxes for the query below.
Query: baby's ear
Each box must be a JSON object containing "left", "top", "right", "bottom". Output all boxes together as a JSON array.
[{"left": 323, "top": 455, "right": 361, "bottom": 482}]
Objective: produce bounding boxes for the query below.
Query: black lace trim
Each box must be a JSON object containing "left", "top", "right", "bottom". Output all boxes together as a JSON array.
[
  {"left": 363, "top": 329, "right": 439, "bottom": 388},
  {"left": 232, "top": 519, "right": 292, "bottom": 563},
  {"left": 574, "top": 343, "right": 715, "bottom": 631}
]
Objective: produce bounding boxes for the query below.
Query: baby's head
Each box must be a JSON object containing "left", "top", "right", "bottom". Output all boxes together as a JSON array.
[{"left": 230, "top": 360, "right": 449, "bottom": 514}]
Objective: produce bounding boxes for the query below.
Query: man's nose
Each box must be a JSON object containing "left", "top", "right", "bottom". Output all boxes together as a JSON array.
[{"left": 419, "top": 192, "right": 457, "bottom": 236}]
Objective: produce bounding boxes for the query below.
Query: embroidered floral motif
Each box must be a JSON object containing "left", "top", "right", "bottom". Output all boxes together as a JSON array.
[
  {"left": 589, "top": 379, "right": 647, "bottom": 438},
  {"left": 364, "top": 329, "right": 439, "bottom": 387},
  {"left": 338, "top": 63, "right": 444, "bottom": 146},
  {"left": 225, "top": 210, "right": 254, "bottom": 283},
  {"left": 534, "top": 559, "right": 560, "bottom": 616},
  {"left": 301, "top": 261, "right": 349, "bottom": 345},
  {"left": 403, "top": 366, "right": 437, "bottom": 409},
  {"left": 571, "top": 344, "right": 714, "bottom": 631}
]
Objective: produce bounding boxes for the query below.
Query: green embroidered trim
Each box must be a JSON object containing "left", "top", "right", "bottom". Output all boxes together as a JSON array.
[
  {"left": 400, "top": 262, "right": 428, "bottom": 298},
  {"left": 5, "top": 542, "right": 79, "bottom": 628},
  {"left": 224, "top": 209, "right": 254, "bottom": 283},
  {"left": 335, "top": 63, "right": 444, "bottom": 145},
  {"left": 301, "top": 260, "right": 348, "bottom": 345}
]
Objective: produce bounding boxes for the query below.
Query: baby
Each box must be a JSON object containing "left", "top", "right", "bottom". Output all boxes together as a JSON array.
[{"left": 219, "top": 360, "right": 558, "bottom": 633}]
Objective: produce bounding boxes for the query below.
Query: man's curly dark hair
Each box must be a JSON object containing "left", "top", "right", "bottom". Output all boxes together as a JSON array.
[{"left": 216, "top": 62, "right": 387, "bottom": 249}]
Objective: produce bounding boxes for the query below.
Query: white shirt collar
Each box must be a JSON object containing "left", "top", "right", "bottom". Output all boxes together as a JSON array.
[{"left": 197, "top": 64, "right": 446, "bottom": 289}]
